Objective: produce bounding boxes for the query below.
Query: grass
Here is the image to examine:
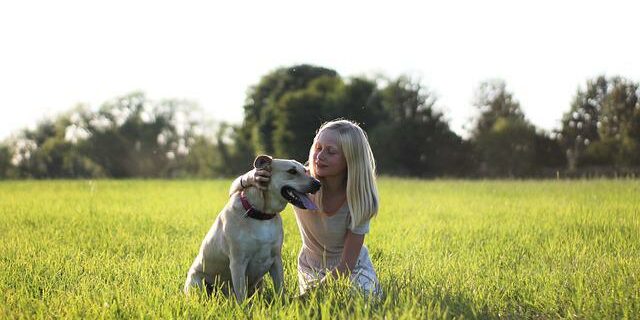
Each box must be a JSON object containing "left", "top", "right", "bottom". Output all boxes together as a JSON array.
[{"left": 1, "top": 179, "right": 639, "bottom": 319}]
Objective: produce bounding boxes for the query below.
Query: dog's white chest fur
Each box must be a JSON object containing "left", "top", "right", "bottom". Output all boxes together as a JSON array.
[
  {"left": 184, "top": 197, "right": 284, "bottom": 296},
  {"left": 227, "top": 214, "right": 283, "bottom": 281}
]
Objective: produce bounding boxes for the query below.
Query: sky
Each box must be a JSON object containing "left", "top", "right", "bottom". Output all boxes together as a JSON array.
[{"left": 1, "top": 0, "right": 639, "bottom": 140}]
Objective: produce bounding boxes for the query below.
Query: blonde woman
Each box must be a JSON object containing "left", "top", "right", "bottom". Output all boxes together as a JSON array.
[{"left": 230, "top": 119, "right": 382, "bottom": 297}]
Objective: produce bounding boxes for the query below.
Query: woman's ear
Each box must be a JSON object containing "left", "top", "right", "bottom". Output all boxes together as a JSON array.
[{"left": 254, "top": 155, "right": 273, "bottom": 169}]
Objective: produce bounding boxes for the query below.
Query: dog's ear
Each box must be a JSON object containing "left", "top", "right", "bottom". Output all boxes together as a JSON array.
[{"left": 253, "top": 155, "right": 273, "bottom": 169}]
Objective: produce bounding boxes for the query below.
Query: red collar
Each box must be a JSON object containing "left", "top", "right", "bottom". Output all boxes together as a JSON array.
[{"left": 240, "top": 191, "right": 277, "bottom": 220}]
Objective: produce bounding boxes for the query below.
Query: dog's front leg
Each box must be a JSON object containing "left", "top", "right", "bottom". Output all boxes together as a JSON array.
[
  {"left": 229, "top": 257, "right": 248, "bottom": 302},
  {"left": 269, "top": 257, "right": 284, "bottom": 296}
]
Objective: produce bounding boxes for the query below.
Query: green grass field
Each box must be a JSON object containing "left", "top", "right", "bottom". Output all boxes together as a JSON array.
[{"left": 1, "top": 179, "right": 639, "bottom": 319}]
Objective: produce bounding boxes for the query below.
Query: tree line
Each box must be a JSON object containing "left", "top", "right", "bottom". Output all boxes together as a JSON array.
[{"left": 1, "top": 64, "right": 638, "bottom": 179}]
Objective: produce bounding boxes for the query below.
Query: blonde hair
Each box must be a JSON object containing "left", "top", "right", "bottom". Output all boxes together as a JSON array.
[{"left": 308, "top": 119, "right": 379, "bottom": 229}]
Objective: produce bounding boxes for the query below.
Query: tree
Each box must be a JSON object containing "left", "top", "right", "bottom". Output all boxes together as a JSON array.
[
  {"left": 370, "top": 76, "right": 469, "bottom": 176},
  {"left": 559, "top": 76, "right": 607, "bottom": 170},
  {"left": 6, "top": 115, "right": 76, "bottom": 178},
  {"left": 212, "top": 123, "right": 256, "bottom": 176},
  {"left": 74, "top": 93, "right": 209, "bottom": 178},
  {"left": 470, "top": 80, "right": 536, "bottom": 177},
  {"left": 474, "top": 117, "right": 537, "bottom": 177},
  {"left": 249, "top": 69, "right": 388, "bottom": 163},
  {"left": 471, "top": 80, "right": 526, "bottom": 136},
  {"left": 0, "top": 144, "right": 11, "bottom": 178},
  {"left": 560, "top": 75, "right": 640, "bottom": 169},
  {"left": 533, "top": 131, "right": 566, "bottom": 170},
  {"left": 598, "top": 77, "right": 640, "bottom": 166},
  {"left": 243, "top": 65, "right": 339, "bottom": 155},
  {"left": 4, "top": 92, "right": 220, "bottom": 178},
  {"left": 333, "top": 77, "right": 386, "bottom": 131},
  {"left": 273, "top": 76, "right": 339, "bottom": 161},
  {"left": 240, "top": 66, "right": 470, "bottom": 176}
]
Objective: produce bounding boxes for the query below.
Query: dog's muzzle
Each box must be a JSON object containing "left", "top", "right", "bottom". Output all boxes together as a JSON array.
[{"left": 281, "top": 179, "right": 321, "bottom": 210}]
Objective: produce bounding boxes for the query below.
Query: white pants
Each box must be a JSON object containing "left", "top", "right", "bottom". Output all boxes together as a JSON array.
[{"left": 297, "top": 246, "right": 382, "bottom": 298}]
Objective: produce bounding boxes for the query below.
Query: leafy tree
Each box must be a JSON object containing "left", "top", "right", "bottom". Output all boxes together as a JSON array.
[
  {"left": 240, "top": 66, "right": 472, "bottom": 176},
  {"left": 470, "top": 80, "right": 536, "bottom": 177},
  {"left": 74, "top": 93, "right": 206, "bottom": 177},
  {"left": 333, "top": 77, "right": 386, "bottom": 131},
  {"left": 533, "top": 131, "right": 566, "bottom": 170},
  {"left": 559, "top": 76, "right": 607, "bottom": 170},
  {"left": 6, "top": 115, "right": 76, "bottom": 178},
  {"left": 273, "top": 76, "right": 342, "bottom": 161},
  {"left": 471, "top": 80, "right": 526, "bottom": 136},
  {"left": 475, "top": 117, "right": 537, "bottom": 177},
  {"left": 0, "top": 144, "right": 11, "bottom": 178},
  {"left": 560, "top": 75, "right": 640, "bottom": 169},
  {"left": 370, "top": 76, "right": 469, "bottom": 176},
  {"left": 5, "top": 92, "right": 217, "bottom": 178},
  {"left": 243, "top": 65, "right": 338, "bottom": 155},
  {"left": 267, "top": 73, "right": 386, "bottom": 162},
  {"left": 212, "top": 123, "right": 255, "bottom": 176},
  {"left": 598, "top": 77, "right": 640, "bottom": 166}
]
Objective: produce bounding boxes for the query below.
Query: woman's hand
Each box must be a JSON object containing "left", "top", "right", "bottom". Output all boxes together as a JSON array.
[{"left": 242, "top": 167, "right": 271, "bottom": 190}]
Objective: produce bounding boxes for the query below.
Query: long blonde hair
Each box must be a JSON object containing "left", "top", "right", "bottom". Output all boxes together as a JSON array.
[{"left": 308, "top": 119, "right": 379, "bottom": 229}]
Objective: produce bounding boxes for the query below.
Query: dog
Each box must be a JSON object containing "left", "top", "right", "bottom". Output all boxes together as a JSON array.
[{"left": 184, "top": 155, "right": 321, "bottom": 301}]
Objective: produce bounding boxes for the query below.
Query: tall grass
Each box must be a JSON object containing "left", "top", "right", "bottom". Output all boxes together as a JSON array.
[{"left": 1, "top": 179, "right": 638, "bottom": 319}]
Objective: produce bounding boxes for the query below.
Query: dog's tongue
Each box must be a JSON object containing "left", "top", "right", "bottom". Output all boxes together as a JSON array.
[{"left": 293, "top": 190, "right": 318, "bottom": 210}]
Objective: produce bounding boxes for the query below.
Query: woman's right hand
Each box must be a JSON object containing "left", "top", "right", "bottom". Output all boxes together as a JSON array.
[{"left": 243, "top": 167, "right": 271, "bottom": 190}]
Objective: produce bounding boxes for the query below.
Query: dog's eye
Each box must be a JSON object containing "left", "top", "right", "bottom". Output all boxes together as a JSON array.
[{"left": 287, "top": 169, "right": 298, "bottom": 175}]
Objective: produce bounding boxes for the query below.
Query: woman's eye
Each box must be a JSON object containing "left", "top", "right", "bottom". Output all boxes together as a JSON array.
[{"left": 287, "top": 169, "right": 298, "bottom": 175}]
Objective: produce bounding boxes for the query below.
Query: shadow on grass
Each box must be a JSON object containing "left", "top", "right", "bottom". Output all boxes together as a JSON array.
[
  {"left": 183, "top": 276, "right": 546, "bottom": 319},
  {"left": 291, "top": 279, "right": 549, "bottom": 319}
]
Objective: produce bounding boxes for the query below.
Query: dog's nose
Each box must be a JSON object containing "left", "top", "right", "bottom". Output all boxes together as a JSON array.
[{"left": 310, "top": 179, "right": 321, "bottom": 193}]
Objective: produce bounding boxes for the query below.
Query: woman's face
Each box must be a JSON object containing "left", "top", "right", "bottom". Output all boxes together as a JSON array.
[{"left": 311, "top": 129, "right": 347, "bottom": 179}]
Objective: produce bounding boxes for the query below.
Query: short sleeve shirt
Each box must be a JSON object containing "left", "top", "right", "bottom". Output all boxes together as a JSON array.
[{"left": 294, "top": 193, "right": 370, "bottom": 259}]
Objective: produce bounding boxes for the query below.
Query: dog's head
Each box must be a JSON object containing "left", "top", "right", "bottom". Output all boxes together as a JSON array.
[{"left": 254, "top": 155, "right": 321, "bottom": 210}]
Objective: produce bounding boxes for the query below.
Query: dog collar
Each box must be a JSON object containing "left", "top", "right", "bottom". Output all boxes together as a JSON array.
[{"left": 239, "top": 191, "right": 277, "bottom": 220}]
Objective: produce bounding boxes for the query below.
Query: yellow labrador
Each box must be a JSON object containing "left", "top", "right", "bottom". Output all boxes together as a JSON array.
[{"left": 184, "top": 155, "right": 320, "bottom": 301}]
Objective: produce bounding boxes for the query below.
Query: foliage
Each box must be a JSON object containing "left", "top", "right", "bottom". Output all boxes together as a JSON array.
[
  {"left": 243, "top": 65, "right": 339, "bottom": 155},
  {"left": 1, "top": 92, "right": 229, "bottom": 178},
  {"left": 1, "top": 66, "right": 638, "bottom": 179},
  {"left": 273, "top": 76, "right": 341, "bottom": 161},
  {"left": 0, "top": 145, "right": 11, "bottom": 178},
  {"left": 533, "top": 130, "right": 566, "bottom": 169},
  {"left": 370, "top": 76, "right": 471, "bottom": 177},
  {"left": 560, "top": 75, "right": 640, "bottom": 169},
  {"left": 213, "top": 123, "right": 256, "bottom": 176},
  {"left": 270, "top": 74, "right": 389, "bottom": 163},
  {"left": 470, "top": 80, "right": 526, "bottom": 137},
  {"left": 470, "top": 80, "right": 538, "bottom": 177}
]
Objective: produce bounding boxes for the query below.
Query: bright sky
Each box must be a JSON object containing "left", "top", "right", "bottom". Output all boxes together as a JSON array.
[{"left": 1, "top": 0, "right": 639, "bottom": 140}]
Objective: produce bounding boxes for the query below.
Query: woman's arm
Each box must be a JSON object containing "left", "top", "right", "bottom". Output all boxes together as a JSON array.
[
  {"left": 228, "top": 168, "right": 272, "bottom": 196},
  {"left": 228, "top": 175, "right": 246, "bottom": 196},
  {"left": 327, "top": 230, "right": 365, "bottom": 279}
]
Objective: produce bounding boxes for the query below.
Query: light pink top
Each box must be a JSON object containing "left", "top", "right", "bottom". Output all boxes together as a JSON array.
[{"left": 294, "top": 193, "right": 370, "bottom": 261}]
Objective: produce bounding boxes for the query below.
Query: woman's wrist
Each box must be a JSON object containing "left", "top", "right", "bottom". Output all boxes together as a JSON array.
[{"left": 240, "top": 172, "right": 253, "bottom": 189}]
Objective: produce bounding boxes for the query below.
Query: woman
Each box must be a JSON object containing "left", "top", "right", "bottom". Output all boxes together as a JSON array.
[{"left": 230, "top": 119, "right": 381, "bottom": 297}]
